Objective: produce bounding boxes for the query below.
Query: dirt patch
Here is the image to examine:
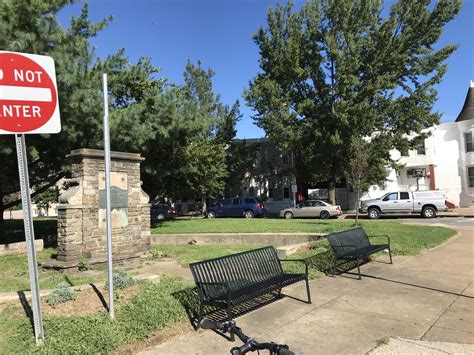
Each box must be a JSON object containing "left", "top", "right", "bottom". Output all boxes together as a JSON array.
[
  {"left": 111, "top": 322, "right": 193, "bottom": 354},
  {"left": 42, "top": 284, "right": 142, "bottom": 317}
]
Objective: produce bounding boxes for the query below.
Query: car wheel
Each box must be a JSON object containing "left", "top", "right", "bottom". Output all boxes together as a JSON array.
[
  {"left": 320, "top": 210, "right": 330, "bottom": 219},
  {"left": 157, "top": 213, "right": 165, "bottom": 220},
  {"left": 422, "top": 206, "right": 436, "bottom": 218},
  {"left": 244, "top": 210, "right": 254, "bottom": 218},
  {"left": 207, "top": 211, "right": 216, "bottom": 218},
  {"left": 368, "top": 207, "right": 381, "bottom": 219},
  {"left": 284, "top": 211, "right": 294, "bottom": 219}
]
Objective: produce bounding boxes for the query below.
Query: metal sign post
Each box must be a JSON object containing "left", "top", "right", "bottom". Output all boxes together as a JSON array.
[
  {"left": 1, "top": 51, "right": 61, "bottom": 345},
  {"left": 15, "top": 134, "right": 44, "bottom": 344},
  {"left": 102, "top": 73, "right": 115, "bottom": 319}
]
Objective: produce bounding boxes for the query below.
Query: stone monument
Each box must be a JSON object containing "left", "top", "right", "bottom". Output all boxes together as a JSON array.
[{"left": 54, "top": 149, "right": 150, "bottom": 267}]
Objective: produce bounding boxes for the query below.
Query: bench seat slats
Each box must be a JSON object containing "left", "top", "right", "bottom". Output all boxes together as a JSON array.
[
  {"left": 326, "top": 227, "right": 392, "bottom": 279},
  {"left": 190, "top": 246, "right": 311, "bottom": 326}
]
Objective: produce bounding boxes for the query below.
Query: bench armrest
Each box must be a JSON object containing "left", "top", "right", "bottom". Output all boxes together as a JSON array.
[
  {"left": 368, "top": 235, "right": 391, "bottom": 245},
  {"left": 195, "top": 281, "right": 230, "bottom": 302},
  {"left": 279, "top": 255, "right": 318, "bottom": 276}
]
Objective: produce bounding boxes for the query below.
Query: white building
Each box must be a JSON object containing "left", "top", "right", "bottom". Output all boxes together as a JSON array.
[{"left": 366, "top": 82, "right": 474, "bottom": 207}]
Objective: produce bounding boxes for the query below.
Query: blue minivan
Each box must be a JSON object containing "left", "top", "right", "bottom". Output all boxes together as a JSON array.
[{"left": 206, "top": 197, "right": 265, "bottom": 218}]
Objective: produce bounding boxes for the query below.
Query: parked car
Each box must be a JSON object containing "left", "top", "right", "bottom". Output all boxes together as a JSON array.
[
  {"left": 150, "top": 203, "right": 175, "bottom": 221},
  {"left": 206, "top": 197, "right": 265, "bottom": 218},
  {"left": 279, "top": 200, "right": 342, "bottom": 219},
  {"left": 359, "top": 190, "right": 448, "bottom": 219}
]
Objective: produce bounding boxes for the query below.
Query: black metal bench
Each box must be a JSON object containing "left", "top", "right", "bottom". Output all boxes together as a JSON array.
[
  {"left": 190, "top": 246, "right": 312, "bottom": 329},
  {"left": 326, "top": 227, "right": 392, "bottom": 279}
]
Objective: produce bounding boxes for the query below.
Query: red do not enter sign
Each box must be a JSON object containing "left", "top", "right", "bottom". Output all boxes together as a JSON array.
[{"left": 0, "top": 51, "right": 60, "bottom": 134}]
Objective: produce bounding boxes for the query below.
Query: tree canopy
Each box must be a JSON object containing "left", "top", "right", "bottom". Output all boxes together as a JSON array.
[
  {"left": 245, "top": 0, "right": 461, "bottom": 203},
  {"left": 0, "top": 0, "right": 239, "bottom": 220}
]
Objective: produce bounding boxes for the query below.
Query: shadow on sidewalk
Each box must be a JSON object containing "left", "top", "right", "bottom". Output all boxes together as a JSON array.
[
  {"left": 342, "top": 272, "right": 474, "bottom": 299},
  {"left": 172, "top": 287, "right": 285, "bottom": 332}
]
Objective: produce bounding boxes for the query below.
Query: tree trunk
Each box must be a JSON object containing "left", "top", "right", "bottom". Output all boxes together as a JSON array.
[
  {"left": 293, "top": 151, "right": 305, "bottom": 202},
  {"left": 201, "top": 196, "right": 207, "bottom": 217},
  {"left": 355, "top": 188, "right": 360, "bottom": 226},
  {"left": 328, "top": 180, "right": 336, "bottom": 205}
]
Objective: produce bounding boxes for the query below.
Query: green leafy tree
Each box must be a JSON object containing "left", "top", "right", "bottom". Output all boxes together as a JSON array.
[
  {"left": 246, "top": 0, "right": 461, "bottom": 204},
  {"left": 33, "top": 187, "right": 59, "bottom": 216},
  {"left": 185, "top": 141, "right": 228, "bottom": 214},
  {"left": 225, "top": 140, "right": 257, "bottom": 198},
  {"left": 0, "top": 1, "right": 241, "bottom": 222},
  {"left": 0, "top": 1, "right": 150, "bottom": 222}
]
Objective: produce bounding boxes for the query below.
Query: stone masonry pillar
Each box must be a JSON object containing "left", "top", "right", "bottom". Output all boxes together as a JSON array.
[{"left": 55, "top": 149, "right": 150, "bottom": 266}]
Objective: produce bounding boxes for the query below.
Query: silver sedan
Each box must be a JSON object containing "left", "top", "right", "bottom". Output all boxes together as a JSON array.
[{"left": 279, "top": 200, "right": 342, "bottom": 219}]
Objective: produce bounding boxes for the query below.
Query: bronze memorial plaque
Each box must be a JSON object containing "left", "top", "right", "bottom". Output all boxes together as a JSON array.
[{"left": 98, "top": 172, "right": 129, "bottom": 228}]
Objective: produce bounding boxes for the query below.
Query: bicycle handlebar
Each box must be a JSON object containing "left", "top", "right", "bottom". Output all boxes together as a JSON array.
[{"left": 199, "top": 318, "right": 295, "bottom": 355}]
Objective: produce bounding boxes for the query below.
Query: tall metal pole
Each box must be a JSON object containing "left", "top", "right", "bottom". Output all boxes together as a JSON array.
[
  {"left": 103, "top": 73, "right": 114, "bottom": 319},
  {"left": 15, "top": 134, "right": 44, "bottom": 344}
]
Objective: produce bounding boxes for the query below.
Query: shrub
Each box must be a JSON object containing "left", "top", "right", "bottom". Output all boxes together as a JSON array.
[
  {"left": 46, "top": 282, "right": 76, "bottom": 307},
  {"left": 105, "top": 271, "right": 136, "bottom": 290}
]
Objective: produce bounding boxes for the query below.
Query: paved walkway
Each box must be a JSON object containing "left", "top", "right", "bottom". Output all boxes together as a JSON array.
[{"left": 140, "top": 225, "right": 474, "bottom": 354}]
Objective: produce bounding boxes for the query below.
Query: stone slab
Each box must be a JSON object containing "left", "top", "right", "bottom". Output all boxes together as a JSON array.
[
  {"left": 0, "top": 239, "right": 43, "bottom": 255},
  {"left": 150, "top": 233, "right": 325, "bottom": 246}
]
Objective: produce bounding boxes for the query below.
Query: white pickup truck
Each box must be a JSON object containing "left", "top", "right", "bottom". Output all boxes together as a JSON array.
[{"left": 359, "top": 191, "right": 449, "bottom": 219}]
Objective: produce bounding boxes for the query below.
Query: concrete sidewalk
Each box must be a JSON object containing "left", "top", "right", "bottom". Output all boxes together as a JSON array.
[{"left": 140, "top": 225, "right": 474, "bottom": 354}]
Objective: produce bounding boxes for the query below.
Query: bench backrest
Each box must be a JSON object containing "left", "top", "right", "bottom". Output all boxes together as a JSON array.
[
  {"left": 190, "top": 246, "right": 283, "bottom": 292},
  {"left": 326, "top": 227, "right": 370, "bottom": 257}
]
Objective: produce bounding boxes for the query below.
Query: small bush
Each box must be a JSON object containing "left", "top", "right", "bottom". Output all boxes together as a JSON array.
[
  {"left": 46, "top": 282, "right": 76, "bottom": 307},
  {"left": 105, "top": 271, "right": 136, "bottom": 290},
  {"left": 149, "top": 248, "right": 164, "bottom": 259}
]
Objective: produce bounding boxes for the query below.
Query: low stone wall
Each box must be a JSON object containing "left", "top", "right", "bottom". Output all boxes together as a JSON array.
[
  {"left": 150, "top": 232, "right": 326, "bottom": 246},
  {"left": 0, "top": 239, "right": 44, "bottom": 256}
]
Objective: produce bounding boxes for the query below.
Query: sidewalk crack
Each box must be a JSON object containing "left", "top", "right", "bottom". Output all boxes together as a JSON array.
[{"left": 420, "top": 281, "right": 473, "bottom": 341}]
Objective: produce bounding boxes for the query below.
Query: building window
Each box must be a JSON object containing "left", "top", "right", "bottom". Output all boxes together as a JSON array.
[
  {"left": 416, "top": 141, "right": 426, "bottom": 155},
  {"left": 468, "top": 167, "right": 474, "bottom": 188},
  {"left": 465, "top": 132, "right": 473, "bottom": 153},
  {"left": 268, "top": 188, "right": 274, "bottom": 198},
  {"left": 283, "top": 187, "right": 290, "bottom": 199}
]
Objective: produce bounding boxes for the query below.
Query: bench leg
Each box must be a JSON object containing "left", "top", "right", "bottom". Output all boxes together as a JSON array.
[
  {"left": 389, "top": 248, "right": 393, "bottom": 264},
  {"left": 356, "top": 258, "right": 362, "bottom": 280},
  {"left": 277, "top": 287, "right": 282, "bottom": 299},
  {"left": 196, "top": 303, "right": 204, "bottom": 330},
  {"left": 305, "top": 277, "right": 312, "bottom": 304},
  {"left": 332, "top": 260, "right": 337, "bottom": 277},
  {"left": 227, "top": 303, "right": 235, "bottom": 342}
]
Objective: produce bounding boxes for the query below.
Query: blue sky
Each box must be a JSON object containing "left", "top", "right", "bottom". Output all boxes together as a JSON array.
[{"left": 58, "top": 0, "right": 474, "bottom": 139}]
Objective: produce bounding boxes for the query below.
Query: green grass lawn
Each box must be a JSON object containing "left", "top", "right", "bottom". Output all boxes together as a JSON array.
[
  {"left": 0, "top": 277, "right": 191, "bottom": 354},
  {"left": 151, "top": 219, "right": 456, "bottom": 255},
  {"left": 0, "top": 218, "right": 106, "bottom": 292},
  {"left": 0, "top": 247, "right": 107, "bottom": 292}
]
